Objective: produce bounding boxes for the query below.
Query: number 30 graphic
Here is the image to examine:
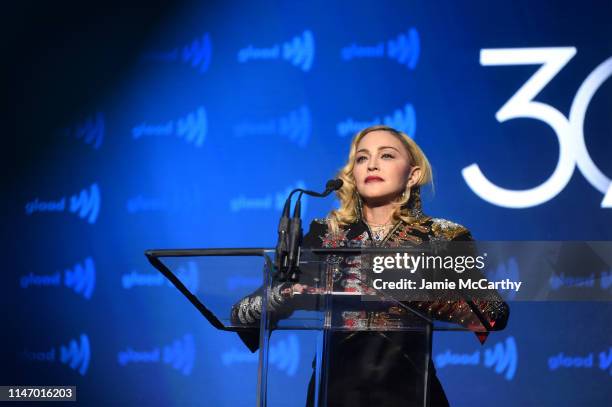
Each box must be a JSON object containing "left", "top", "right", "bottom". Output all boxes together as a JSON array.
[{"left": 462, "top": 47, "right": 612, "bottom": 208}]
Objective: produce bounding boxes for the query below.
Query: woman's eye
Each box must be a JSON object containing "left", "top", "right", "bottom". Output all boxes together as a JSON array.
[
  {"left": 356, "top": 156, "right": 367, "bottom": 163},
  {"left": 381, "top": 153, "right": 395, "bottom": 159}
]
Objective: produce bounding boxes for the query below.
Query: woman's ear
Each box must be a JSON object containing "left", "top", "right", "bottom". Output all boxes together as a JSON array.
[{"left": 407, "top": 166, "right": 422, "bottom": 188}]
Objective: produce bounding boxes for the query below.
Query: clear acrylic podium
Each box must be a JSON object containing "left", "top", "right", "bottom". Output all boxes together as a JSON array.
[{"left": 146, "top": 247, "right": 482, "bottom": 407}]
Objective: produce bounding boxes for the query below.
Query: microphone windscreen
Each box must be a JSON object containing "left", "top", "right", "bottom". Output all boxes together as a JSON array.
[{"left": 325, "top": 179, "right": 343, "bottom": 191}]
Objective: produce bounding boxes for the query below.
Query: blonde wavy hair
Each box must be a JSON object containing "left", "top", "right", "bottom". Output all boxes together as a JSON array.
[{"left": 327, "top": 125, "right": 433, "bottom": 236}]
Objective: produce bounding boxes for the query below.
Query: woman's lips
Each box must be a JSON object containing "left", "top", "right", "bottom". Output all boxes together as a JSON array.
[{"left": 365, "top": 176, "right": 384, "bottom": 183}]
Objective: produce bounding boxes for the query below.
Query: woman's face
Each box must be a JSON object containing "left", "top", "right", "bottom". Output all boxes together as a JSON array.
[{"left": 353, "top": 130, "right": 417, "bottom": 205}]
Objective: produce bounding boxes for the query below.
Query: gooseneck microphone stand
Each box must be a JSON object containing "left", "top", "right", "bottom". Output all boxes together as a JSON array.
[{"left": 274, "top": 179, "right": 343, "bottom": 282}]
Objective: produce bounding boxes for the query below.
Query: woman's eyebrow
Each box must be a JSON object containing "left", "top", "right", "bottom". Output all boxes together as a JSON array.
[
  {"left": 356, "top": 146, "right": 401, "bottom": 154},
  {"left": 379, "top": 146, "right": 401, "bottom": 153}
]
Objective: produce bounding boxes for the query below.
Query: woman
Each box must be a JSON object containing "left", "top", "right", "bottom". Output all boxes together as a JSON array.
[{"left": 232, "top": 125, "right": 509, "bottom": 406}]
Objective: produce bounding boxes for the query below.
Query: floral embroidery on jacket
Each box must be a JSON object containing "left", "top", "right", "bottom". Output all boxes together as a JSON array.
[
  {"left": 304, "top": 216, "right": 508, "bottom": 336},
  {"left": 320, "top": 229, "right": 349, "bottom": 248}
]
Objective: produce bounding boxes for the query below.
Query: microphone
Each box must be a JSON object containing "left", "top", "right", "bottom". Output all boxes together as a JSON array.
[
  {"left": 286, "top": 198, "right": 302, "bottom": 281},
  {"left": 298, "top": 179, "right": 343, "bottom": 199},
  {"left": 275, "top": 179, "right": 343, "bottom": 280},
  {"left": 274, "top": 198, "right": 292, "bottom": 280},
  {"left": 285, "top": 179, "right": 344, "bottom": 281},
  {"left": 323, "top": 179, "right": 343, "bottom": 195}
]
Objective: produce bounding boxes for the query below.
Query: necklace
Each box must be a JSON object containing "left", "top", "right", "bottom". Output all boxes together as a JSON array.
[{"left": 367, "top": 221, "right": 393, "bottom": 242}]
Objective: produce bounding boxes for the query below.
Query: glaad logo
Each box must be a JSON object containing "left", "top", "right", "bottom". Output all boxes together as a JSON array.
[
  {"left": 117, "top": 334, "right": 195, "bottom": 376},
  {"left": 548, "top": 348, "right": 612, "bottom": 375},
  {"left": 230, "top": 181, "right": 308, "bottom": 216},
  {"left": 25, "top": 183, "right": 101, "bottom": 224},
  {"left": 20, "top": 257, "right": 96, "bottom": 300},
  {"left": 64, "top": 257, "right": 96, "bottom": 299},
  {"left": 60, "top": 334, "right": 91, "bottom": 376},
  {"left": 435, "top": 336, "right": 517, "bottom": 381},
  {"left": 121, "top": 261, "right": 199, "bottom": 293},
  {"left": 181, "top": 34, "right": 212, "bottom": 73},
  {"left": 20, "top": 333, "right": 91, "bottom": 376},
  {"left": 483, "top": 337, "right": 518, "bottom": 381},
  {"left": 126, "top": 185, "right": 203, "bottom": 214},
  {"left": 221, "top": 335, "right": 299, "bottom": 376},
  {"left": 62, "top": 112, "right": 104, "bottom": 149},
  {"left": 233, "top": 105, "right": 311, "bottom": 148},
  {"left": 600, "top": 348, "right": 612, "bottom": 375},
  {"left": 485, "top": 257, "right": 519, "bottom": 300},
  {"left": 337, "top": 103, "right": 416, "bottom": 138},
  {"left": 341, "top": 28, "right": 420, "bottom": 70},
  {"left": 69, "top": 184, "right": 101, "bottom": 224},
  {"left": 238, "top": 30, "right": 315, "bottom": 72},
  {"left": 549, "top": 270, "right": 612, "bottom": 290},
  {"left": 141, "top": 33, "right": 212, "bottom": 73},
  {"left": 283, "top": 30, "right": 315, "bottom": 72},
  {"left": 465, "top": 48, "right": 612, "bottom": 208},
  {"left": 132, "top": 106, "right": 207, "bottom": 148}
]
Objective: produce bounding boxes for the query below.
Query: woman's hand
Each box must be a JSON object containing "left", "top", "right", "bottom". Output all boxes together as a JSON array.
[{"left": 280, "top": 283, "right": 309, "bottom": 298}]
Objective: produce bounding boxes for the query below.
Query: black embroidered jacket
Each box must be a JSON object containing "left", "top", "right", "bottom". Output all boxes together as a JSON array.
[{"left": 231, "top": 207, "right": 510, "bottom": 406}]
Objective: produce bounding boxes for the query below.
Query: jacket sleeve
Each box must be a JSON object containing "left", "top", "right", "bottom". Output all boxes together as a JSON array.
[
  {"left": 230, "top": 219, "right": 326, "bottom": 352},
  {"left": 453, "top": 229, "right": 510, "bottom": 334},
  {"left": 414, "top": 228, "right": 510, "bottom": 344},
  {"left": 230, "top": 281, "right": 297, "bottom": 352}
]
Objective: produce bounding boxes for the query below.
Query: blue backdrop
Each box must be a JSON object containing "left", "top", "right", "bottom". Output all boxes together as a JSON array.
[{"left": 3, "top": 0, "right": 611, "bottom": 405}]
